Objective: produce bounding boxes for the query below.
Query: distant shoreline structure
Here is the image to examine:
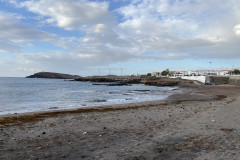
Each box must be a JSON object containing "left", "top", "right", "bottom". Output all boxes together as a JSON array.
[{"left": 152, "top": 69, "right": 234, "bottom": 77}]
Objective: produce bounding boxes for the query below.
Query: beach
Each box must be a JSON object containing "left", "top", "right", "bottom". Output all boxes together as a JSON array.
[{"left": 0, "top": 85, "right": 240, "bottom": 160}]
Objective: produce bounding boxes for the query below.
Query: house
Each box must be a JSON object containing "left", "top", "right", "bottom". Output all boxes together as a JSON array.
[{"left": 219, "top": 70, "right": 232, "bottom": 76}]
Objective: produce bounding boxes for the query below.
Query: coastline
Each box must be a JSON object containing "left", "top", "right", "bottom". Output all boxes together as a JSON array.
[
  {"left": 0, "top": 77, "right": 180, "bottom": 116},
  {"left": 1, "top": 85, "right": 240, "bottom": 159}
]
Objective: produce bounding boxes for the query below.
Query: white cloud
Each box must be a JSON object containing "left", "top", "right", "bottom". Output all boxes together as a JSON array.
[
  {"left": 9, "top": 0, "right": 239, "bottom": 59},
  {"left": 94, "top": 24, "right": 106, "bottom": 34},
  {"left": 0, "top": 12, "right": 81, "bottom": 53},
  {"left": 0, "top": 39, "right": 21, "bottom": 53},
  {"left": 234, "top": 24, "right": 240, "bottom": 36},
  {"left": 1, "top": 0, "right": 240, "bottom": 77},
  {"left": 17, "top": 0, "right": 112, "bottom": 30},
  {"left": 0, "top": 13, "right": 53, "bottom": 42},
  {"left": 116, "top": 0, "right": 240, "bottom": 59}
]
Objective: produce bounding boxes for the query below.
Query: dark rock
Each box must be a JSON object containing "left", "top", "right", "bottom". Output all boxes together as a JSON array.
[
  {"left": 92, "top": 83, "right": 109, "bottom": 85},
  {"left": 91, "top": 100, "right": 107, "bottom": 102},
  {"left": 108, "top": 91, "right": 120, "bottom": 94},
  {"left": 48, "top": 107, "right": 59, "bottom": 110},
  {"left": 124, "top": 79, "right": 142, "bottom": 84},
  {"left": 134, "top": 90, "right": 150, "bottom": 92},
  {"left": 156, "top": 147, "right": 164, "bottom": 153},
  {"left": 26, "top": 72, "right": 81, "bottom": 79},
  {"left": 107, "top": 82, "right": 130, "bottom": 86},
  {"left": 75, "top": 77, "right": 117, "bottom": 82},
  {"left": 75, "top": 77, "right": 142, "bottom": 85},
  {"left": 220, "top": 128, "right": 234, "bottom": 132},
  {"left": 141, "top": 78, "right": 181, "bottom": 86},
  {"left": 126, "top": 156, "right": 147, "bottom": 160}
]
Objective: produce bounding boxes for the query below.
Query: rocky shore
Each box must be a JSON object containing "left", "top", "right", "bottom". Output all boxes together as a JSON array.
[
  {"left": 75, "top": 77, "right": 142, "bottom": 84},
  {"left": 26, "top": 72, "right": 199, "bottom": 87},
  {"left": 75, "top": 77, "right": 197, "bottom": 87},
  {"left": 1, "top": 85, "right": 240, "bottom": 159}
]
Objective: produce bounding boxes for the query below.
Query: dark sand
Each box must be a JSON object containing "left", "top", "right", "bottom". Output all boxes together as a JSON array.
[{"left": 0, "top": 85, "right": 240, "bottom": 160}]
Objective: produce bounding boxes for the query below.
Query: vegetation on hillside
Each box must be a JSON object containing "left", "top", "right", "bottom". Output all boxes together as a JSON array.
[
  {"left": 161, "top": 69, "right": 169, "bottom": 76},
  {"left": 231, "top": 69, "right": 240, "bottom": 75}
]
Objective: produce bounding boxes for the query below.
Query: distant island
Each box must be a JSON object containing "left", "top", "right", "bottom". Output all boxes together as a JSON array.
[{"left": 26, "top": 72, "right": 81, "bottom": 79}]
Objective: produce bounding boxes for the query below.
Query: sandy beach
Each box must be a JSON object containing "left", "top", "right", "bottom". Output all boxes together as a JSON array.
[{"left": 0, "top": 85, "right": 240, "bottom": 160}]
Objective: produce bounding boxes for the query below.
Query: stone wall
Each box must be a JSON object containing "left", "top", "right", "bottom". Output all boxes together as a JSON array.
[
  {"left": 229, "top": 76, "right": 240, "bottom": 86},
  {"left": 206, "top": 76, "right": 230, "bottom": 85}
]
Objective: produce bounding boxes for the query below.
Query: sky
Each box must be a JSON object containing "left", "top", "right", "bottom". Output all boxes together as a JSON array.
[{"left": 0, "top": 0, "right": 240, "bottom": 77}]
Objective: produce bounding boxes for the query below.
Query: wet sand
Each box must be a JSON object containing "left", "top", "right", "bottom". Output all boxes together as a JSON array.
[{"left": 0, "top": 85, "right": 240, "bottom": 160}]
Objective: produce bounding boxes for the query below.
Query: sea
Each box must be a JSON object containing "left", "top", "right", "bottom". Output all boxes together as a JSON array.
[{"left": 0, "top": 77, "right": 179, "bottom": 115}]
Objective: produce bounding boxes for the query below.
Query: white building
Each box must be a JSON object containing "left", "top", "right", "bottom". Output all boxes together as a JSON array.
[{"left": 152, "top": 69, "right": 233, "bottom": 78}]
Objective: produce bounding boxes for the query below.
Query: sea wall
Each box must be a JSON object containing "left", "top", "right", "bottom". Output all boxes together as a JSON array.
[
  {"left": 229, "top": 76, "right": 240, "bottom": 86},
  {"left": 206, "top": 76, "right": 230, "bottom": 85},
  {"left": 180, "top": 76, "right": 206, "bottom": 83}
]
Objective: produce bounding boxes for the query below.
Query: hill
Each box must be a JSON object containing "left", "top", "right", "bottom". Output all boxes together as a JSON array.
[{"left": 26, "top": 72, "right": 81, "bottom": 79}]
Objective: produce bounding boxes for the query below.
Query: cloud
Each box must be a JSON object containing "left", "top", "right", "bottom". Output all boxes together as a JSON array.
[
  {"left": 116, "top": 0, "right": 240, "bottom": 59},
  {"left": 94, "top": 24, "right": 106, "bottom": 34},
  {"left": 0, "top": 13, "right": 53, "bottom": 42},
  {"left": 9, "top": 46, "right": 140, "bottom": 75},
  {"left": 1, "top": 0, "right": 240, "bottom": 77},
  {"left": 16, "top": 0, "right": 112, "bottom": 30},
  {"left": 234, "top": 24, "right": 240, "bottom": 36},
  {"left": 9, "top": 0, "right": 240, "bottom": 59},
  {"left": 0, "top": 12, "right": 81, "bottom": 53},
  {"left": 0, "top": 13, "right": 48, "bottom": 53},
  {"left": 0, "top": 39, "right": 21, "bottom": 53}
]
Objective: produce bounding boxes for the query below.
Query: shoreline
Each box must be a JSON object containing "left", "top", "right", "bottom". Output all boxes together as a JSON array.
[
  {"left": 0, "top": 79, "right": 181, "bottom": 117},
  {"left": 0, "top": 92, "right": 174, "bottom": 119},
  {"left": 0, "top": 85, "right": 236, "bottom": 127},
  {"left": 0, "top": 85, "right": 184, "bottom": 119},
  {"left": 1, "top": 85, "right": 240, "bottom": 159},
  {"left": 0, "top": 85, "right": 218, "bottom": 126}
]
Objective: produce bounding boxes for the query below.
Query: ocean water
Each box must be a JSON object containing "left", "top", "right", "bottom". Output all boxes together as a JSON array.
[{"left": 0, "top": 77, "right": 178, "bottom": 115}]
